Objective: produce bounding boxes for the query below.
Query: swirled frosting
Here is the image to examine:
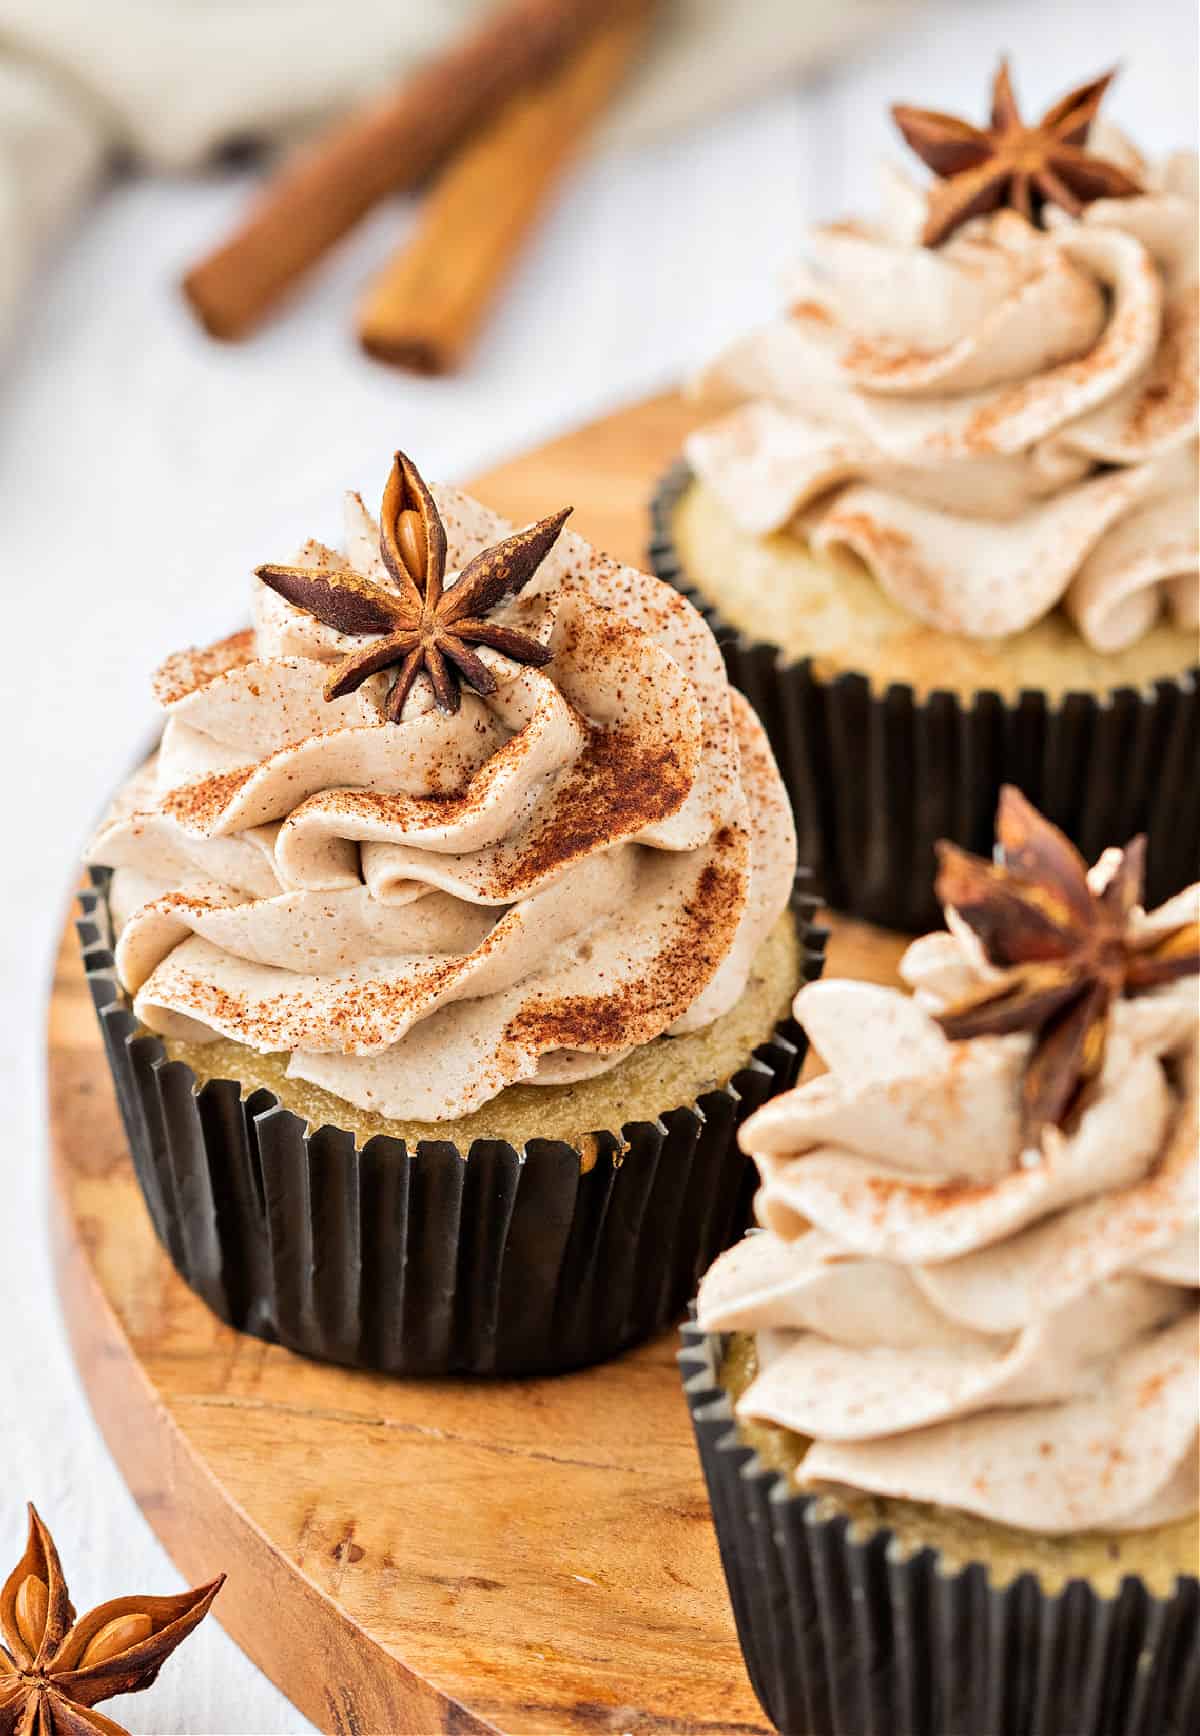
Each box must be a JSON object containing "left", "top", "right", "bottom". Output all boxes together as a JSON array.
[
  {"left": 687, "top": 128, "right": 1199, "bottom": 654},
  {"left": 88, "top": 483, "right": 796, "bottom": 1122},
  {"left": 698, "top": 875, "right": 1199, "bottom": 1535}
]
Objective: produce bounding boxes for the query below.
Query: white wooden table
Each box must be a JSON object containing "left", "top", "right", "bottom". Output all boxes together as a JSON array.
[{"left": 2, "top": 1, "right": 1194, "bottom": 1729}]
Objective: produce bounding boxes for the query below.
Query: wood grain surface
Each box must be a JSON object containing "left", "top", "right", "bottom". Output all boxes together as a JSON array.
[{"left": 48, "top": 392, "right": 909, "bottom": 1736}]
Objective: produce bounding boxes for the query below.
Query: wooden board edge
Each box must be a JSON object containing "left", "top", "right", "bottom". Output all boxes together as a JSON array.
[{"left": 46, "top": 894, "right": 501, "bottom": 1736}]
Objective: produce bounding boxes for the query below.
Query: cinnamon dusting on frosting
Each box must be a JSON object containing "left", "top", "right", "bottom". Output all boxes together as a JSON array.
[
  {"left": 1123, "top": 296, "right": 1197, "bottom": 443},
  {"left": 153, "top": 629, "right": 256, "bottom": 707},
  {"left": 87, "top": 466, "right": 796, "bottom": 1123},
  {"left": 698, "top": 815, "right": 1199, "bottom": 1536},
  {"left": 163, "top": 766, "right": 255, "bottom": 830},
  {"left": 961, "top": 253, "right": 1160, "bottom": 450},
  {"left": 488, "top": 728, "right": 690, "bottom": 900},
  {"left": 688, "top": 124, "right": 1199, "bottom": 658},
  {"left": 505, "top": 848, "right": 742, "bottom": 1053},
  {"left": 790, "top": 299, "right": 834, "bottom": 325},
  {"left": 840, "top": 336, "right": 940, "bottom": 378}
]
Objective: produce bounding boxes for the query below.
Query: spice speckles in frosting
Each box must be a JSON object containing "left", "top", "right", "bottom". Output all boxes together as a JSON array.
[
  {"left": 698, "top": 794, "right": 1198, "bottom": 1536},
  {"left": 87, "top": 454, "right": 796, "bottom": 1123},
  {"left": 687, "top": 75, "right": 1198, "bottom": 657}
]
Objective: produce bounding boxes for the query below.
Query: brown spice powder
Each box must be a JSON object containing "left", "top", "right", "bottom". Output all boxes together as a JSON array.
[
  {"left": 962, "top": 255, "right": 1161, "bottom": 452},
  {"left": 152, "top": 628, "right": 256, "bottom": 707},
  {"left": 841, "top": 336, "right": 939, "bottom": 377},
  {"left": 163, "top": 765, "right": 256, "bottom": 831},
  {"left": 1124, "top": 294, "right": 1196, "bottom": 444},
  {"left": 504, "top": 840, "right": 743, "bottom": 1055},
  {"left": 489, "top": 726, "right": 691, "bottom": 899},
  {"left": 790, "top": 299, "right": 835, "bottom": 325}
]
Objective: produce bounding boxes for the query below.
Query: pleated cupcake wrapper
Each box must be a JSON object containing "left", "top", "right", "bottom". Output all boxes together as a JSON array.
[
  {"left": 680, "top": 1318, "right": 1200, "bottom": 1736},
  {"left": 650, "top": 461, "right": 1200, "bottom": 932},
  {"left": 78, "top": 869, "right": 825, "bottom": 1377}
]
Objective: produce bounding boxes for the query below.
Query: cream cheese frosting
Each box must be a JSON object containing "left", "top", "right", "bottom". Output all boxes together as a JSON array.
[
  {"left": 697, "top": 876, "right": 1199, "bottom": 1536},
  {"left": 687, "top": 128, "right": 1199, "bottom": 656},
  {"left": 88, "top": 479, "right": 796, "bottom": 1124}
]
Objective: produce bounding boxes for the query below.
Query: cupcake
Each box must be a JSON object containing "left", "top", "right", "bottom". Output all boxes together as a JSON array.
[
  {"left": 684, "top": 787, "right": 1199, "bottom": 1736},
  {"left": 652, "top": 63, "right": 1199, "bottom": 930},
  {"left": 81, "top": 448, "right": 823, "bottom": 1376}
]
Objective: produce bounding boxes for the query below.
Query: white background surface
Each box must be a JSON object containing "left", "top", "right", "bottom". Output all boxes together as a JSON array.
[{"left": 2, "top": 3, "right": 1195, "bottom": 1731}]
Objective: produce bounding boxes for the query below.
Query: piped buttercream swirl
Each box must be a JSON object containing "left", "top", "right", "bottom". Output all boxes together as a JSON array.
[
  {"left": 698, "top": 875, "right": 1199, "bottom": 1535},
  {"left": 89, "top": 483, "right": 796, "bottom": 1122},
  {"left": 688, "top": 130, "right": 1199, "bottom": 655}
]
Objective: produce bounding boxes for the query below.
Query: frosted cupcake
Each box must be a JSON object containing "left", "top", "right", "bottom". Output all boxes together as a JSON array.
[
  {"left": 81, "top": 449, "right": 822, "bottom": 1376},
  {"left": 652, "top": 63, "right": 1199, "bottom": 928},
  {"left": 683, "top": 787, "right": 1198, "bottom": 1735}
]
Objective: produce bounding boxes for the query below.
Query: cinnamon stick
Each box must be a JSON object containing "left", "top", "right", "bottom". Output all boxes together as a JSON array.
[
  {"left": 182, "top": 0, "right": 624, "bottom": 340},
  {"left": 357, "top": 3, "right": 652, "bottom": 374}
]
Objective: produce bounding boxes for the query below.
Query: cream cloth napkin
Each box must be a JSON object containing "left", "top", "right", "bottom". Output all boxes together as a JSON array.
[{"left": 0, "top": 0, "right": 911, "bottom": 339}]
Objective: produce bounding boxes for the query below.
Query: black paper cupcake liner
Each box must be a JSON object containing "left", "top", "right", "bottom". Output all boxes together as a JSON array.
[
  {"left": 77, "top": 870, "right": 825, "bottom": 1377},
  {"left": 650, "top": 462, "right": 1200, "bottom": 932},
  {"left": 680, "top": 1317, "right": 1200, "bottom": 1736}
]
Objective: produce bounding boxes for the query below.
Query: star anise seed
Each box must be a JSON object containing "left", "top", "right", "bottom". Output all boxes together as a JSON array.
[
  {"left": 933, "top": 786, "right": 1200, "bottom": 1145},
  {"left": 0, "top": 1504, "right": 223, "bottom": 1736},
  {"left": 256, "top": 450, "right": 569, "bottom": 719},
  {"left": 893, "top": 60, "right": 1143, "bottom": 246}
]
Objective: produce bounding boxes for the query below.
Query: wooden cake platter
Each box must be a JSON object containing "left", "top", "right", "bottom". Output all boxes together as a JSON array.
[{"left": 48, "top": 392, "right": 908, "bottom": 1736}]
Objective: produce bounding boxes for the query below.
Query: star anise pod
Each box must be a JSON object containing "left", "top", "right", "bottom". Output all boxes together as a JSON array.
[
  {"left": 0, "top": 1504, "right": 223, "bottom": 1735},
  {"left": 933, "top": 787, "right": 1200, "bottom": 1146},
  {"left": 893, "top": 61, "right": 1143, "bottom": 246},
  {"left": 256, "top": 451, "right": 569, "bottom": 718}
]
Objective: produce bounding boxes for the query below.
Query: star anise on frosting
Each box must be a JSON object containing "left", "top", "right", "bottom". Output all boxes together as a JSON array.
[
  {"left": 933, "top": 787, "right": 1200, "bottom": 1145},
  {"left": 0, "top": 1503, "right": 223, "bottom": 1735},
  {"left": 893, "top": 61, "right": 1143, "bottom": 246},
  {"left": 256, "top": 451, "right": 569, "bottom": 719}
]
